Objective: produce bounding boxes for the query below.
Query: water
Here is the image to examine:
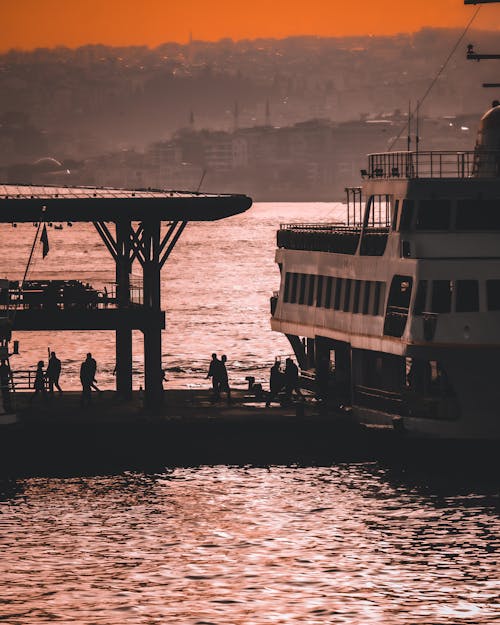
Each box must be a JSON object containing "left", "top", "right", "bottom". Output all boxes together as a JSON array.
[
  {"left": 0, "top": 201, "right": 341, "bottom": 389},
  {"left": 1, "top": 466, "right": 499, "bottom": 624}
]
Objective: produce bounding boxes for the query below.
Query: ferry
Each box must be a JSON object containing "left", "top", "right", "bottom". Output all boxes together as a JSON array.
[{"left": 270, "top": 104, "right": 500, "bottom": 440}]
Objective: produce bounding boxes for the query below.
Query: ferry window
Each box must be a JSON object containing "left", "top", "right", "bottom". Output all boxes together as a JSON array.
[
  {"left": 456, "top": 199, "right": 500, "bottom": 230},
  {"left": 316, "top": 275, "right": 324, "bottom": 307},
  {"left": 391, "top": 199, "right": 400, "bottom": 230},
  {"left": 416, "top": 200, "right": 451, "bottom": 231},
  {"left": 456, "top": 280, "right": 479, "bottom": 312},
  {"left": 307, "top": 275, "right": 316, "bottom": 306},
  {"left": 487, "top": 279, "right": 500, "bottom": 310},
  {"left": 373, "top": 282, "right": 382, "bottom": 315},
  {"left": 334, "top": 278, "right": 343, "bottom": 310},
  {"left": 290, "top": 273, "right": 298, "bottom": 304},
  {"left": 324, "top": 277, "right": 333, "bottom": 308},
  {"left": 298, "top": 274, "right": 307, "bottom": 305},
  {"left": 343, "top": 280, "right": 352, "bottom": 312},
  {"left": 399, "top": 199, "right": 414, "bottom": 231},
  {"left": 363, "top": 281, "right": 371, "bottom": 314},
  {"left": 432, "top": 280, "right": 452, "bottom": 313},
  {"left": 284, "top": 273, "right": 291, "bottom": 303},
  {"left": 413, "top": 280, "right": 428, "bottom": 315},
  {"left": 353, "top": 280, "right": 362, "bottom": 313}
]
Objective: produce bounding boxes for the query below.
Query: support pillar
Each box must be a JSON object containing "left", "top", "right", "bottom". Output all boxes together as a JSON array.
[
  {"left": 142, "top": 219, "right": 163, "bottom": 408},
  {"left": 115, "top": 221, "right": 133, "bottom": 399}
]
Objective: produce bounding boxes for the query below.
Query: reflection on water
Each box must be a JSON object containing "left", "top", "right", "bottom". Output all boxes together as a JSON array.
[{"left": 1, "top": 465, "right": 499, "bottom": 624}]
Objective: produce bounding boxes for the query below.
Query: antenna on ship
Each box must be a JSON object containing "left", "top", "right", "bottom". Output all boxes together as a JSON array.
[
  {"left": 407, "top": 101, "right": 411, "bottom": 152},
  {"left": 415, "top": 100, "right": 420, "bottom": 177}
]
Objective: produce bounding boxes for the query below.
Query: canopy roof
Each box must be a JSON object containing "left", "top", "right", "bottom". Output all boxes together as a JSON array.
[{"left": 0, "top": 184, "right": 252, "bottom": 222}]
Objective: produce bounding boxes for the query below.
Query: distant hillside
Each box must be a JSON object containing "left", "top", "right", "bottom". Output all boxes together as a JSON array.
[{"left": 0, "top": 28, "right": 498, "bottom": 160}]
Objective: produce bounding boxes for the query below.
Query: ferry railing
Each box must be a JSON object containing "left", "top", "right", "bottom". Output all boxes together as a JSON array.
[
  {"left": 10, "top": 369, "right": 49, "bottom": 390},
  {"left": 278, "top": 224, "right": 362, "bottom": 255},
  {"left": 366, "top": 150, "right": 500, "bottom": 179}
]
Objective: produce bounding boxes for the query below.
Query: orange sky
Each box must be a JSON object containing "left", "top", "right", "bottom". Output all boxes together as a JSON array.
[{"left": 1, "top": 0, "right": 499, "bottom": 51}]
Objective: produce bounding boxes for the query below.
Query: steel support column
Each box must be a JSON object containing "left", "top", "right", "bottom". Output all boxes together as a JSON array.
[
  {"left": 115, "top": 221, "right": 133, "bottom": 398},
  {"left": 142, "top": 219, "right": 163, "bottom": 408}
]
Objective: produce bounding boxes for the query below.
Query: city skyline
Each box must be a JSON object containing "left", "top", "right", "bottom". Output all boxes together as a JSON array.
[{"left": 2, "top": 0, "right": 500, "bottom": 51}]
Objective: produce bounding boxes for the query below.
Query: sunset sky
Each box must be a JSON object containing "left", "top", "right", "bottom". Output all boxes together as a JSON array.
[{"left": 2, "top": 0, "right": 500, "bottom": 51}]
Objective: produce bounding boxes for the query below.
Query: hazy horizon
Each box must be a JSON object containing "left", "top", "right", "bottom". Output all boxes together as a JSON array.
[{"left": 2, "top": 0, "right": 499, "bottom": 52}]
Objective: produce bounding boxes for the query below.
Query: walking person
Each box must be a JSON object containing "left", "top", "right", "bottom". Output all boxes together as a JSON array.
[
  {"left": 30, "top": 360, "right": 47, "bottom": 403},
  {"left": 80, "top": 354, "right": 93, "bottom": 407},
  {"left": 266, "top": 360, "right": 284, "bottom": 407},
  {"left": 46, "top": 351, "right": 62, "bottom": 396},
  {"left": 0, "top": 359, "right": 12, "bottom": 412},
  {"left": 219, "top": 354, "right": 231, "bottom": 405},
  {"left": 85, "top": 352, "right": 101, "bottom": 393},
  {"left": 284, "top": 357, "right": 303, "bottom": 400},
  {"left": 206, "top": 353, "right": 221, "bottom": 402}
]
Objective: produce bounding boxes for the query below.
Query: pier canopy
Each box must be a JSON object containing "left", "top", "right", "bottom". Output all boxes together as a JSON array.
[
  {"left": 0, "top": 184, "right": 252, "bottom": 222},
  {"left": 0, "top": 183, "right": 252, "bottom": 409}
]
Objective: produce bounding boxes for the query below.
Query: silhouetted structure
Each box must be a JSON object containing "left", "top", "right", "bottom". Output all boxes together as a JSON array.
[{"left": 0, "top": 184, "right": 251, "bottom": 408}]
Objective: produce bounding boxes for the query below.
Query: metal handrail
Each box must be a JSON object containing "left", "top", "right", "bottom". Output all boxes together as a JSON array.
[{"left": 367, "top": 149, "right": 500, "bottom": 179}]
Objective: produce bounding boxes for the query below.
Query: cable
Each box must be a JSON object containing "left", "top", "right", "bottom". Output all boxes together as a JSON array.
[{"left": 389, "top": 6, "right": 482, "bottom": 151}]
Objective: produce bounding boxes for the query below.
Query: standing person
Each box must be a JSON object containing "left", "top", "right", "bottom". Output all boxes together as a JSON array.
[
  {"left": 85, "top": 352, "right": 101, "bottom": 393},
  {"left": 206, "top": 353, "right": 221, "bottom": 402},
  {"left": 30, "top": 360, "right": 47, "bottom": 403},
  {"left": 266, "top": 360, "right": 284, "bottom": 407},
  {"left": 80, "top": 355, "right": 92, "bottom": 406},
  {"left": 284, "top": 357, "right": 303, "bottom": 400},
  {"left": 46, "top": 351, "right": 62, "bottom": 396},
  {"left": 219, "top": 354, "right": 231, "bottom": 405},
  {"left": 0, "top": 359, "right": 12, "bottom": 412}
]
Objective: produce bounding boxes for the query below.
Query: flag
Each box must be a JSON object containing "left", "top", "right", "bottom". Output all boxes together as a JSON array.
[{"left": 40, "top": 224, "right": 49, "bottom": 258}]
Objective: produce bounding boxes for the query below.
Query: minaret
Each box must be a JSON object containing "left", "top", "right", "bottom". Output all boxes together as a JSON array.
[
  {"left": 233, "top": 101, "right": 239, "bottom": 131},
  {"left": 189, "top": 110, "right": 195, "bottom": 129},
  {"left": 265, "top": 98, "right": 271, "bottom": 126}
]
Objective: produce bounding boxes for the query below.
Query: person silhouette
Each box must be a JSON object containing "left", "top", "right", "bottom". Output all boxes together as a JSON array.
[
  {"left": 206, "top": 353, "right": 221, "bottom": 402},
  {"left": 46, "top": 351, "right": 62, "bottom": 395},
  {"left": 219, "top": 354, "right": 231, "bottom": 405},
  {"left": 30, "top": 360, "right": 47, "bottom": 403},
  {"left": 266, "top": 360, "right": 283, "bottom": 407},
  {"left": 80, "top": 353, "right": 98, "bottom": 406}
]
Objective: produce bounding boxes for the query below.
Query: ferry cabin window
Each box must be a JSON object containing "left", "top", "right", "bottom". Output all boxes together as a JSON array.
[
  {"left": 316, "top": 275, "right": 324, "bottom": 307},
  {"left": 353, "top": 281, "right": 362, "bottom": 313},
  {"left": 456, "top": 199, "right": 500, "bottom": 230},
  {"left": 290, "top": 273, "right": 299, "bottom": 304},
  {"left": 298, "top": 274, "right": 307, "bottom": 305},
  {"left": 413, "top": 280, "right": 428, "bottom": 315},
  {"left": 343, "top": 280, "right": 352, "bottom": 312},
  {"left": 373, "top": 281, "right": 382, "bottom": 315},
  {"left": 399, "top": 199, "right": 414, "bottom": 231},
  {"left": 391, "top": 199, "right": 399, "bottom": 230},
  {"left": 456, "top": 280, "right": 479, "bottom": 312},
  {"left": 324, "top": 277, "right": 333, "bottom": 308},
  {"left": 284, "top": 273, "right": 291, "bottom": 302},
  {"left": 486, "top": 279, "right": 500, "bottom": 310},
  {"left": 415, "top": 200, "right": 451, "bottom": 230},
  {"left": 363, "top": 281, "right": 371, "bottom": 314},
  {"left": 432, "top": 280, "right": 452, "bottom": 313},
  {"left": 333, "top": 278, "right": 343, "bottom": 310},
  {"left": 307, "top": 275, "right": 316, "bottom": 306}
]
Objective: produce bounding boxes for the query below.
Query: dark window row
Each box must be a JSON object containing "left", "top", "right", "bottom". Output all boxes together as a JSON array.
[
  {"left": 283, "top": 272, "right": 385, "bottom": 316},
  {"left": 413, "top": 278, "right": 500, "bottom": 314},
  {"left": 399, "top": 198, "right": 500, "bottom": 231}
]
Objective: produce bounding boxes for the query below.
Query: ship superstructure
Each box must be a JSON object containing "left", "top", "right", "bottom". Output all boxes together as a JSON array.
[{"left": 270, "top": 105, "right": 500, "bottom": 439}]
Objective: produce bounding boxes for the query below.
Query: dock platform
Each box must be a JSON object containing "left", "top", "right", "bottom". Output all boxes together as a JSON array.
[{"left": 1, "top": 389, "right": 497, "bottom": 477}]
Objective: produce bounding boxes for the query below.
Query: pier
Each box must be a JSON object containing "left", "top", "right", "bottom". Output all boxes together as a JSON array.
[{"left": 0, "top": 185, "right": 251, "bottom": 408}]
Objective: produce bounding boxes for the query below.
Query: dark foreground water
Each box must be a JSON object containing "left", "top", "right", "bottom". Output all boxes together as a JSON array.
[{"left": 1, "top": 465, "right": 499, "bottom": 624}]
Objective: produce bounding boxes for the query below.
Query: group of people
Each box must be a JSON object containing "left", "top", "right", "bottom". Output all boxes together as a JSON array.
[
  {"left": 29, "top": 351, "right": 100, "bottom": 406},
  {"left": 206, "top": 353, "right": 231, "bottom": 404},
  {"left": 266, "top": 357, "right": 303, "bottom": 407}
]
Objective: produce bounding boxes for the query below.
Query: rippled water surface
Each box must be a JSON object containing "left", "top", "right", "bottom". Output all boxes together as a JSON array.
[{"left": 1, "top": 466, "right": 499, "bottom": 624}]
